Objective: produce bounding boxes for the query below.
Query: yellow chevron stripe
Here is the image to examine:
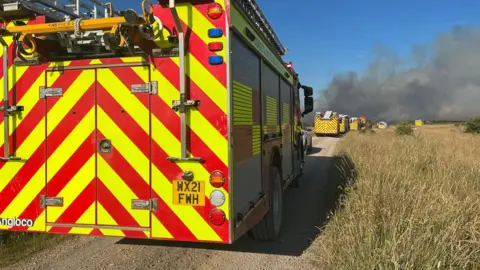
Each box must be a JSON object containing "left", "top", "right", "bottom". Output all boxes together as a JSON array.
[
  {"left": 151, "top": 215, "right": 174, "bottom": 239},
  {"left": 96, "top": 99, "right": 221, "bottom": 240},
  {"left": 123, "top": 63, "right": 229, "bottom": 167},
  {"left": 171, "top": 55, "right": 227, "bottom": 113},
  {"left": 97, "top": 203, "right": 125, "bottom": 237},
  {"left": 46, "top": 155, "right": 96, "bottom": 224},
  {"left": 68, "top": 203, "right": 95, "bottom": 235},
  {"left": 0, "top": 108, "right": 95, "bottom": 219},
  {"left": 0, "top": 69, "right": 92, "bottom": 192},
  {"left": 96, "top": 68, "right": 225, "bottom": 241},
  {"left": 121, "top": 66, "right": 230, "bottom": 217},
  {"left": 177, "top": 3, "right": 226, "bottom": 60},
  {"left": 96, "top": 148, "right": 149, "bottom": 227},
  {"left": 151, "top": 167, "right": 221, "bottom": 242},
  {"left": 25, "top": 211, "right": 45, "bottom": 231},
  {"left": 0, "top": 62, "right": 72, "bottom": 148}
]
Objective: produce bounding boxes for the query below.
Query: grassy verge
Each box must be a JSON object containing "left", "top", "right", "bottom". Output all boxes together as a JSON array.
[
  {"left": 311, "top": 124, "right": 480, "bottom": 269},
  {"left": 0, "top": 231, "right": 67, "bottom": 267}
]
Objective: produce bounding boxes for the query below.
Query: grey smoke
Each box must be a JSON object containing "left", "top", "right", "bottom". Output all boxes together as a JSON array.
[{"left": 309, "top": 25, "right": 480, "bottom": 124}]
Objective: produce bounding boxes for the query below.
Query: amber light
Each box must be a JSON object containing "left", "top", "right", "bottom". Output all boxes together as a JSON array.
[
  {"left": 207, "top": 3, "right": 223, "bottom": 20},
  {"left": 209, "top": 170, "right": 225, "bottom": 188}
]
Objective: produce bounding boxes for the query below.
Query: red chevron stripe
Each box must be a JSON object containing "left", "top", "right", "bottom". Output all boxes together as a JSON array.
[
  {"left": 90, "top": 228, "right": 103, "bottom": 236},
  {"left": 0, "top": 65, "right": 45, "bottom": 125},
  {"left": 0, "top": 65, "right": 90, "bottom": 171},
  {"left": 151, "top": 58, "right": 227, "bottom": 138},
  {"left": 96, "top": 181, "right": 146, "bottom": 238},
  {"left": 0, "top": 78, "right": 94, "bottom": 214},
  {"left": 96, "top": 67, "right": 226, "bottom": 241},
  {"left": 104, "top": 63, "right": 229, "bottom": 189},
  {"left": 150, "top": 59, "right": 229, "bottom": 186},
  {"left": 16, "top": 134, "right": 95, "bottom": 229},
  {"left": 96, "top": 86, "right": 196, "bottom": 240},
  {"left": 153, "top": 5, "right": 227, "bottom": 87},
  {"left": 105, "top": 61, "right": 229, "bottom": 190},
  {"left": 53, "top": 179, "right": 95, "bottom": 224}
]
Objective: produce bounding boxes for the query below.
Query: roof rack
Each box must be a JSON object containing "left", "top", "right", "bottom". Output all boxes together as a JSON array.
[{"left": 232, "top": 0, "right": 286, "bottom": 56}]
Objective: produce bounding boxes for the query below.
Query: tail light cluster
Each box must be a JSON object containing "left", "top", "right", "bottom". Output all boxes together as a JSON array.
[
  {"left": 209, "top": 170, "right": 226, "bottom": 226},
  {"left": 206, "top": 2, "right": 224, "bottom": 65}
]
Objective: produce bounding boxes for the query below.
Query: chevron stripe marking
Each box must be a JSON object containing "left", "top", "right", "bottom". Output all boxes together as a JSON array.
[
  {"left": 52, "top": 179, "right": 96, "bottom": 225},
  {"left": 151, "top": 167, "right": 222, "bottom": 242},
  {"left": 17, "top": 135, "right": 95, "bottom": 227},
  {"left": 95, "top": 203, "right": 125, "bottom": 237},
  {"left": 97, "top": 155, "right": 149, "bottom": 228},
  {"left": 106, "top": 69, "right": 231, "bottom": 219},
  {"left": 67, "top": 203, "right": 95, "bottom": 235},
  {"left": 96, "top": 107, "right": 221, "bottom": 240},
  {"left": 46, "top": 155, "right": 96, "bottom": 223},
  {"left": 0, "top": 107, "right": 95, "bottom": 222},
  {"left": 95, "top": 84, "right": 197, "bottom": 240},
  {"left": 119, "top": 63, "right": 229, "bottom": 181},
  {"left": 0, "top": 71, "right": 94, "bottom": 213},
  {"left": 96, "top": 181, "right": 146, "bottom": 238},
  {"left": 154, "top": 5, "right": 226, "bottom": 88},
  {"left": 14, "top": 86, "right": 95, "bottom": 226},
  {"left": 0, "top": 66, "right": 88, "bottom": 174},
  {"left": 145, "top": 61, "right": 229, "bottom": 170}
]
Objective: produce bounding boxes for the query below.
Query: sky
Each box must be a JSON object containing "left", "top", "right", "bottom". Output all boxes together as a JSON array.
[{"left": 113, "top": 0, "right": 480, "bottom": 96}]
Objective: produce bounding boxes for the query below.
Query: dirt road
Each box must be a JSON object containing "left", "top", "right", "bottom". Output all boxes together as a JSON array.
[{"left": 7, "top": 136, "right": 340, "bottom": 270}]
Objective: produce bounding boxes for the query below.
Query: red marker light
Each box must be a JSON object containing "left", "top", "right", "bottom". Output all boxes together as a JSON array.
[
  {"left": 208, "top": 42, "right": 223, "bottom": 51},
  {"left": 210, "top": 208, "right": 226, "bottom": 226}
]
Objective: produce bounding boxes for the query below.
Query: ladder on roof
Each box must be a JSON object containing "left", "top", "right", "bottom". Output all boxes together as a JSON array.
[
  {"left": 0, "top": 0, "right": 119, "bottom": 21},
  {"left": 232, "top": 0, "right": 286, "bottom": 56}
]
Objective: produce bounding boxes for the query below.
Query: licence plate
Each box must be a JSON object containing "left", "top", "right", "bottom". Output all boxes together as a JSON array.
[{"left": 173, "top": 180, "right": 205, "bottom": 206}]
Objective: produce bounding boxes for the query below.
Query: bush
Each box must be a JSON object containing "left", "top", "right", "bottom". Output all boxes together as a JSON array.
[
  {"left": 395, "top": 121, "right": 414, "bottom": 136},
  {"left": 463, "top": 117, "right": 480, "bottom": 134}
]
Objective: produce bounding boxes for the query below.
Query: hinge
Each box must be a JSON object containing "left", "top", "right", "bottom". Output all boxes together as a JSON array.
[
  {"left": 40, "top": 87, "right": 63, "bottom": 99},
  {"left": 40, "top": 195, "right": 64, "bottom": 208},
  {"left": 0, "top": 105, "right": 24, "bottom": 116},
  {"left": 130, "top": 81, "right": 158, "bottom": 95},
  {"left": 131, "top": 198, "right": 158, "bottom": 212}
]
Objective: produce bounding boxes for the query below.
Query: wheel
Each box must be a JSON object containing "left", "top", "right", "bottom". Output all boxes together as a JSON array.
[{"left": 250, "top": 166, "right": 283, "bottom": 241}]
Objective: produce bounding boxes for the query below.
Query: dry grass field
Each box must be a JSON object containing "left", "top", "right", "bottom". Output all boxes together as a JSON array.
[{"left": 311, "top": 124, "right": 480, "bottom": 269}]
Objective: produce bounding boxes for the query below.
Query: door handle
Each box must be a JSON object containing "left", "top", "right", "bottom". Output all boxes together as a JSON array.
[{"left": 99, "top": 139, "right": 112, "bottom": 153}]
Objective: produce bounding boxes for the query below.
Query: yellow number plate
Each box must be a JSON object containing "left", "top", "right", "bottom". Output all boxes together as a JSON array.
[{"left": 173, "top": 180, "right": 205, "bottom": 206}]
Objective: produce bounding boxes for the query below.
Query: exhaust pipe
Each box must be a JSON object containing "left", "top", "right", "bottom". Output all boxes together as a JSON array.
[{"left": 0, "top": 36, "right": 9, "bottom": 160}]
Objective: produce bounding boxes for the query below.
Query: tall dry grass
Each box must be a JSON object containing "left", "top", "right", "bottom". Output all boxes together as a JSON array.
[{"left": 311, "top": 125, "right": 480, "bottom": 269}]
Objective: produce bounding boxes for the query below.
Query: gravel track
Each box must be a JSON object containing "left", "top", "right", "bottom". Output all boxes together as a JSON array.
[{"left": 6, "top": 136, "right": 339, "bottom": 270}]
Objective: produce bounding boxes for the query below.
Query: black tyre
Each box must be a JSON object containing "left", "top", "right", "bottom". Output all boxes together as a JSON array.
[{"left": 250, "top": 166, "right": 283, "bottom": 241}]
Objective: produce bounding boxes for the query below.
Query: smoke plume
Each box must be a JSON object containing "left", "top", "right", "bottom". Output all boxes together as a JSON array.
[{"left": 310, "top": 25, "right": 480, "bottom": 124}]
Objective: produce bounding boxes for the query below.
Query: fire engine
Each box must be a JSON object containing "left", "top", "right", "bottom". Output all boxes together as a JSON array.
[{"left": 0, "top": 0, "right": 314, "bottom": 244}]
